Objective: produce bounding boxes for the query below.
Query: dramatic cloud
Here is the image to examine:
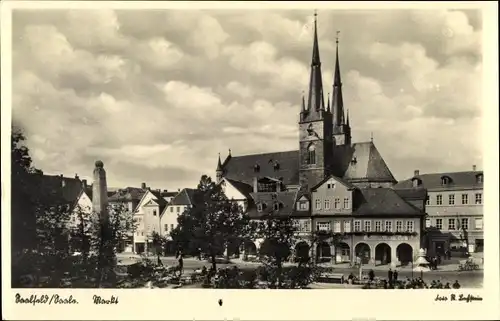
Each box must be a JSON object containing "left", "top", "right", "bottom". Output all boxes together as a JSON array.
[{"left": 12, "top": 8, "right": 483, "bottom": 189}]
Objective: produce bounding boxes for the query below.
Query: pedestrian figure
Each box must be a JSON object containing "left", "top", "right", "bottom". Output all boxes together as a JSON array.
[
  {"left": 393, "top": 269, "right": 398, "bottom": 282},
  {"left": 388, "top": 268, "right": 393, "bottom": 285},
  {"left": 178, "top": 252, "right": 184, "bottom": 277},
  {"left": 452, "top": 280, "right": 461, "bottom": 289},
  {"left": 368, "top": 269, "right": 375, "bottom": 282},
  {"left": 444, "top": 282, "right": 451, "bottom": 289}
]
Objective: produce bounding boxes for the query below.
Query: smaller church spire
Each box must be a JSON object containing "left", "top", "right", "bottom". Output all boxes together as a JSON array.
[
  {"left": 332, "top": 30, "right": 345, "bottom": 126},
  {"left": 326, "top": 92, "right": 330, "bottom": 112},
  {"left": 346, "top": 108, "right": 350, "bottom": 126},
  {"left": 216, "top": 153, "right": 223, "bottom": 171}
]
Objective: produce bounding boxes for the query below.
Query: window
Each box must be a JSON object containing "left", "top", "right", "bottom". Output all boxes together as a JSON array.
[
  {"left": 364, "top": 220, "right": 371, "bottom": 232},
  {"left": 308, "top": 144, "right": 316, "bottom": 165},
  {"left": 333, "top": 221, "right": 341, "bottom": 233},
  {"left": 273, "top": 203, "right": 280, "bottom": 211},
  {"left": 475, "top": 218, "right": 483, "bottom": 230},
  {"left": 170, "top": 207, "right": 173, "bottom": 212},
  {"left": 448, "top": 218, "right": 455, "bottom": 230},
  {"left": 141, "top": 232, "right": 144, "bottom": 236},
  {"left": 257, "top": 203, "right": 263, "bottom": 212},
  {"left": 343, "top": 198, "right": 349, "bottom": 209},
  {"left": 436, "top": 194, "right": 443, "bottom": 205},
  {"left": 298, "top": 201, "right": 309, "bottom": 210},
  {"left": 385, "top": 221, "right": 392, "bottom": 232},
  {"left": 475, "top": 193, "right": 482, "bottom": 205},
  {"left": 461, "top": 194, "right": 468, "bottom": 205},
  {"left": 164, "top": 224, "right": 168, "bottom": 232},
  {"left": 396, "top": 221, "right": 403, "bottom": 232},
  {"left": 375, "top": 221, "right": 382, "bottom": 232},
  {"left": 448, "top": 194, "right": 455, "bottom": 205},
  {"left": 344, "top": 221, "right": 351, "bottom": 232},
  {"left": 170, "top": 224, "right": 174, "bottom": 231},
  {"left": 324, "top": 199, "right": 331, "bottom": 210},
  {"left": 293, "top": 220, "right": 300, "bottom": 230},
  {"left": 153, "top": 210, "right": 157, "bottom": 216},
  {"left": 176, "top": 207, "right": 180, "bottom": 213},
  {"left": 334, "top": 198, "right": 340, "bottom": 209},
  {"left": 461, "top": 218, "right": 469, "bottom": 230},
  {"left": 426, "top": 197, "right": 430, "bottom": 205},
  {"left": 303, "top": 220, "right": 311, "bottom": 232},
  {"left": 315, "top": 199, "right": 321, "bottom": 210},
  {"left": 316, "top": 222, "right": 331, "bottom": 231},
  {"left": 406, "top": 221, "right": 414, "bottom": 232},
  {"left": 436, "top": 218, "right": 443, "bottom": 230},
  {"left": 477, "top": 174, "right": 483, "bottom": 183},
  {"left": 354, "top": 220, "right": 361, "bottom": 232},
  {"left": 425, "top": 218, "right": 431, "bottom": 228},
  {"left": 327, "top": 183, "right": 335, "bottom": 189}
]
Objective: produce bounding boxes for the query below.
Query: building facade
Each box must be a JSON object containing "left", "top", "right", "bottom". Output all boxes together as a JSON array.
[
  {"left": 212, "top": 13, "right": 426, "bottom": 265},
  {"left": 395, "top": 168, "right": 484, "bottom": 256}
]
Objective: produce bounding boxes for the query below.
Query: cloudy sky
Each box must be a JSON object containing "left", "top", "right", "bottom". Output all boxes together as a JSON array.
[{"left": 12, "top": 8, "right": 483, "bottom": 190}]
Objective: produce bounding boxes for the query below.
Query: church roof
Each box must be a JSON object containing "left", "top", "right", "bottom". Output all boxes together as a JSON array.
[
  {"left": 342, "top": 141, "right": 397, "bottom": 183},
  {"left": 224, "top": 178, "right": 254, "bottom": 199},
  {"left": 222, "top": 141, "right": 396, "bottom": 186},
  {"left": 354, "top": 188, "right": 424, "bottom": 216},
  {"left": 394, "top": 171, "right": 483, "bottom": 191},
  {"left": 223, "top": 150, "right": 299, "bottom": 186}
]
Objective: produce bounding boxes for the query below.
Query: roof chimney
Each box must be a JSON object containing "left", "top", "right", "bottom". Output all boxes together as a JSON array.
[
  {"left": 472, "top": 165, "right": 477, "bottom": 171},
  {"left": 75, "top": 173, "right": 79, "bottom": 180},
  {"left": 178, "top": 188, "right": 181, "bottom": 192},
  {"left": 82, "top": 179, "right": 88, "bottom": 188},
  {"left": 414, "top": 170, "right": 420, "bottom": 177},
  {"left": 141, "top": 182, "right": 147, "bottom": 189}
]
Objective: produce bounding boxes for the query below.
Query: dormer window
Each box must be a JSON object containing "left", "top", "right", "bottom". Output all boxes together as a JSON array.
[
  {"left": 351, "top": 157, "right": 357, "bottom": 165},
  {"left": 273, "top": 161, "right": 280, "bottom": 171},
  {"left": 327, "top": 183, "right": 335, "bottom": 189},
  {"left": 441, "top": 176, "right": 452, "bottom": 185},
  {"left": 476, "top": 174, "right": 483, "bottom": 184},
  {"left": 273, "top": 203, "right": 280, "bottom": 211},
  {"left": 257, "top": 203, "right": 263, "bottom": 212},
  {"left": 412, "top": 178, "right": 421, "bottom": 188},
  {"left": 254, "top": 163, "right": 260, "bottom": 173}
]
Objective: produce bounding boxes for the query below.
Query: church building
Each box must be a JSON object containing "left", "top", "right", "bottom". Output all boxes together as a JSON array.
[{"left": 215, "top": 13, "right": 427, "bottom": 267}]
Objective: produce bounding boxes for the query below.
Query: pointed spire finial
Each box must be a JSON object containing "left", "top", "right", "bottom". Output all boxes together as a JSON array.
[
  {"left": 301, "top": 90, "right": 306, "bottom": 111},
  {"left": 217, "top": 153, "right": 223, "bottom": 171},
  {"left": 228, "top": 148, "right": 231, "bottom": 156},
  {"left": 336, "top": 30, "right": 340, "bottom": 44},
  {"left": 346, "top": 108, "right": 350, "bottom": 126},
  {"left": 326, "top": 92, "right": 331, "bottom": 112},
  {"left": 370, "top": 132, "right": 374, "bottom": 142}
]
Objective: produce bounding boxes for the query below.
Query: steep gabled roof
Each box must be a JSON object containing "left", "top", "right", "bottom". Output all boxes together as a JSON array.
[
  {"left": 343, "top": 142, "right": 397, "bottom": 183},
  {"left": 222, "top": 150, "right": 299, "bottom": 186},
  {"left": 353, "top": 188, "right": 424, "bottom": 216},
  {"left": 169, "top": 188, "right": 195, "bottom": 206},
  {"left": 31, "top": 173, "right": 83, "bottom": 205},
  {"left": 224, "top": 178, "right": 254, "bottom": 199},
  {"left": 310, "top": 174, "right": 356, "bottom": 191},
  {"left": 394, "top": 171, "right": 484, "bottom": 190}
]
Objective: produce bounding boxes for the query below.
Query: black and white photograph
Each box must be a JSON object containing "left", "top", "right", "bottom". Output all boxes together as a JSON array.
[{"left": 2, "top": 1, "right": 499, "bottom": 319}]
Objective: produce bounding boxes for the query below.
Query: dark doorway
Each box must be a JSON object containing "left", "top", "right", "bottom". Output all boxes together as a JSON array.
[
  {"left": 475, "top": 239, "right": 484, "bottom": 252},
  {"left": 355, "top": 243, "right": 371, "bottom": 264},
  {"left": 375, "top": 243, "right": 391, "bottom": 265},
  {"left": 295, "top": 242, "right": 310, "bottom": 262},
  {"left": 396, "top": 243, "right": 413, "bottom": 266}
]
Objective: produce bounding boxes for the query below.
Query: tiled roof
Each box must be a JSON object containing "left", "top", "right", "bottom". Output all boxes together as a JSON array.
[
  {"left": 342, "top": 142, "right": 397, "bottom": 183},
  {"left": 108, "top": 187, "right": 146, "bottom": 202},
  {"left": 222, "top": 150, "right": 300, "bottom": 186},
  {"left": 393, "top": 188, "right": 427, "bottom": 200},
  {"left": 31, "top": 174, "right": 83, "bottom": 205},
  {"left": 247, "top": 190, "right": 299, "bottom": 219},
  {"left": 169, "top": 188, "right": 195, "bottom": 206},
  {"left": 310, "top": 174, "right": 356, "bottom": 191},
  {"left": 394, "top": 171, "right": 484, "bottom": 190},
  {"left": 353, "top": 188, "right": 424, "bottom": 216},
  {"left": 221, "top": 141, "right": 396, "bottom": 187}
]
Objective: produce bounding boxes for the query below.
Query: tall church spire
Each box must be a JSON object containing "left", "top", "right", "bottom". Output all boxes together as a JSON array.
[
  {"left": 306, "top": 10, "right": 325, "bottom": 112},
  {"left": 332, "top": 31, "right": 344, "bottom": 126}
]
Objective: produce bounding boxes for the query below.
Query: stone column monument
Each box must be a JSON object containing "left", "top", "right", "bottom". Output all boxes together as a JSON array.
[{"left": 92, "top": 160, "right": 108, "bottom": 221}]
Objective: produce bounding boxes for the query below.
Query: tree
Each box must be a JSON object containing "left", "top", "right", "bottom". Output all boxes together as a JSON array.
[
  {"left": 150, "top": 231, "right": 166, "bottom": 265},
  {"left": 255, "top": 211, "right": 297, "bottom": 288},
  {"left": 171, "top": 175, "right": 254, "bottom": 270}
]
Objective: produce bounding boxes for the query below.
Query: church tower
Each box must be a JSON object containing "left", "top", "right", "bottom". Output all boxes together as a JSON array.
[
  {"left": 299, "top": 12, "right": 334, "bottom": 189},
  {"left": 330, "top": 33, "right": 351, "bottom": 146},
  {"left": 216, "top": 153, "right": 223, "bottom": 184}
]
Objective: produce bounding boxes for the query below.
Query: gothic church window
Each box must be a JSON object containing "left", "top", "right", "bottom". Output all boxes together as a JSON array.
[{"left": 307, "top": 144, "right": 316, "bottom": 165}]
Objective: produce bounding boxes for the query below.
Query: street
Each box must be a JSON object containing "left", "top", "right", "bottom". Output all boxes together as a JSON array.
[{"left": 117, "top": 254, "right": 483, "bottom": 288}]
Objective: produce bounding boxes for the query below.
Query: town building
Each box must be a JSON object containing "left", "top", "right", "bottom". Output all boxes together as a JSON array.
[
  {"left": 159, "top": 188, "right": 195, "bottom": 255},
  {"left": 214, "top": 13, "right": 427, "bottom": 265},
  {"left": 395, "top": 167, "right": 484, "bottom": 256}
]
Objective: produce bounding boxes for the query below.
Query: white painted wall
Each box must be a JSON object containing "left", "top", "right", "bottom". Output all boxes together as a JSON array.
[
  {"left": 68, "top": 192, "right": 94, "bottom": 228},
  {"left": 133, "top": 191, "right": 156, "bottom": 244},
  {"left": 221, "top": 179, "right": 248, "bottom": 211},
  {"left": 160, "top": 204, "right": 188, "bottom": 237}
]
